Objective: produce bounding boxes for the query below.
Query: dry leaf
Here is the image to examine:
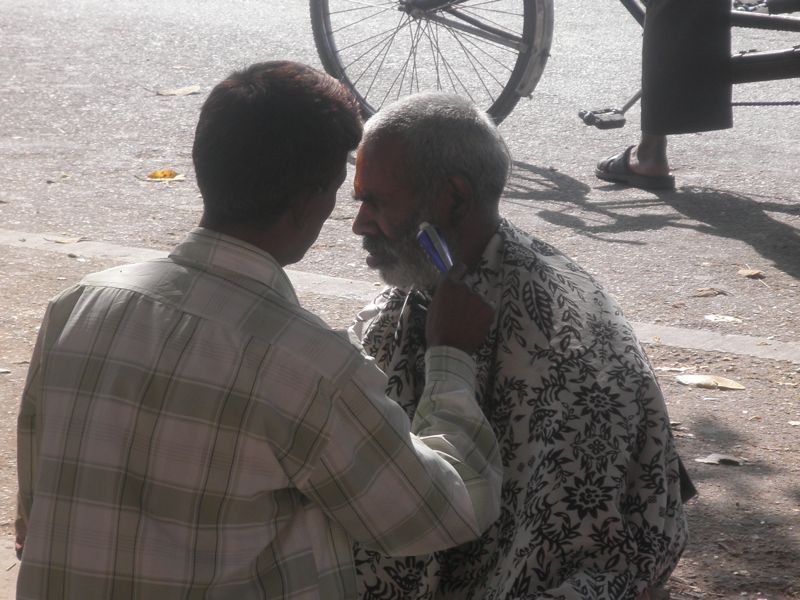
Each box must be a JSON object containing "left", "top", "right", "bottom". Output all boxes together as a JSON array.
[
  {"left": 676, "top": 374, "right": 745, "bottom": 390},
  {"left": 692, "top": 287, "right": 730, "bottom": 297},
  {"left": 789, "top": 421, "right": 800, "bottom": 427},
  {"left": 156, "top": 85, "right": 201, "bottom": 96},
  {"left": 704, "top": 314, "right": 742, "bottom": 323},
  {"left": 146, "top": 169, "right": 184, "bottom": 181},
  {"left": 738, "top": 268, "right": 765, "bottom": 279},
  {"left": 716, "top": 540, "right": 743, "bottom": 556},
  {"left": 44, "top": 236, "right": 85, "bottom": 244},
  {"left": 694, "top": 453, "right": 744, "bottom": 466},
  {"left": 0, "top": 368, "right": 10, "bottom": 374}
]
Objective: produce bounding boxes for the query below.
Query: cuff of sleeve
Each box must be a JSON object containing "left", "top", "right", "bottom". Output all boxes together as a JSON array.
[{"left": 424, "top": 346, "right": 477, "bottom": 389}]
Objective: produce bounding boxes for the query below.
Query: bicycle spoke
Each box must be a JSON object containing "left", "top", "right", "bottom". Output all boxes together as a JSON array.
[
  {"left": 336, "top": 20, "right": 410, "bottom": 55},
  {"left": 441, "top": 8, "right": 524, "bottom": 48},
  {"left": 454, "top": 5, "right": 524, "bottom": 35},
  {"left": 428, "top": 26, "right": 463, "bottom": 94},
  {"left": 452, "top": 24, "right": 517, "bottom": 78},
  {"left": 427, "top": 20, "right": 444, "bottom": 90},
  {"left": 455, "top": 0, "right": 525, "bottom": 19},
  {"left": 429, "top": 24, "right": 466, "bottom": 96},
  {"left": 408, "top": 21, "right": 427, "bottom": 96},
  {"left": 443, "top": 24, "right": 522, "bottom": 56},
  {"left": 328, "top": 3, "right": 398, "bottom": 35},
  {"left": 425, "top": 21, "right": 479, "bottom": 102},
  {"left": 381, "top": 19, "right": 426, "bottom": 107},
  {"left": 344, "top": 28, "right": 402, "bottom": 83},
  {"left": 328, "top": 0, "right": 398, "bottom": 12},
  {"left": 441, "top": 23, "right": 500, "bottom": 102},
  {"left": 359, "top": 14, "right": 413, "bottom": 100}
]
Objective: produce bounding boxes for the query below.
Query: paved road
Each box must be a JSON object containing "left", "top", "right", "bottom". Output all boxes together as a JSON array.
[
  {"left": 1, "top": 0, "right": 798, "bottom": 342},
  {"left": 1, "top": 1, "right": 798, "bottom": 596}
]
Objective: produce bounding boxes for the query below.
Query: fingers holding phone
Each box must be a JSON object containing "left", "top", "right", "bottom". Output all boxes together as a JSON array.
[
  {"left": 417, "top": 223, "right": 494, "bottom": 353},
  {"left": 425, "top": 269, "right": 494, "bottom": 354}
]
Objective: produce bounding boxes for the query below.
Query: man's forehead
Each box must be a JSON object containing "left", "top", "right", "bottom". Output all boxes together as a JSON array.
[
  {"left": 354, "top": 135, "right": 410, "bottom": 193},
  {"left": 360, "top": 134, "right": 408, "bottom": 166}
]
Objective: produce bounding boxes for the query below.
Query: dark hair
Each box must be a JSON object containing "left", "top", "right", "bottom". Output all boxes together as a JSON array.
[{"left": 192, "top": 61, "right": 362, "bottom": 227}]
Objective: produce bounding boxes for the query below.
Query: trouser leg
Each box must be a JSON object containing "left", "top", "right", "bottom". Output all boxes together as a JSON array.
[{"left": 641, "top": 0, "right": 732, "bottom": 135}]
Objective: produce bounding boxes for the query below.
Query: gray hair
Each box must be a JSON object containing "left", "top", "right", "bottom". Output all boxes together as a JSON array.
[{"left": 361, "top": 93, "right": 511, "bottom": 206}]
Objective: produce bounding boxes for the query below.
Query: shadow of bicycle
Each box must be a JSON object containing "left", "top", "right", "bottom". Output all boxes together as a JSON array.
[{"left": 505, "top": 160, "right": 800, "bottom": 279}]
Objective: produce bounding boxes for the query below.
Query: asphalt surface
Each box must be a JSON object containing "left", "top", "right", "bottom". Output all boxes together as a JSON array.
[
  {"left": 1, "top": 0, "right": 798, "bottom": 342},
  {"left": 1, "top": 0, "right": 799, "bottom": 596}
]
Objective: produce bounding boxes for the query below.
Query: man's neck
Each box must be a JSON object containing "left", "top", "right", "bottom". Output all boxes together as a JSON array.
[
  {"left": 452, "top": 211, "right": 501, "bottom": 270},
  {"left": 198, "top": 215, "right": 297, "bottom": 266}
]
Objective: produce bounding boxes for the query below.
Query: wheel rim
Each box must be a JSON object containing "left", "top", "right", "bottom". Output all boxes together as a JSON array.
[{"left": 318, "top": 0, "right": 531, "bottom": 118}]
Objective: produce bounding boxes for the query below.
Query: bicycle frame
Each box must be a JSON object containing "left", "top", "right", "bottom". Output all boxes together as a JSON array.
[{"left": 619, "top": 0, "right": 800, "bottom": 83}]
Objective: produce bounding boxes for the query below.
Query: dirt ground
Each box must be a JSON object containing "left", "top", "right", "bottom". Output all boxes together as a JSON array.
[{"left": 1, "top": 247, "right": 798, "bottom": 599}]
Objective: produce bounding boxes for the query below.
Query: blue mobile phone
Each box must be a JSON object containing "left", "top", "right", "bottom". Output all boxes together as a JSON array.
[{"left": 416, "top": 222, "right": 454, "bottom": 273}]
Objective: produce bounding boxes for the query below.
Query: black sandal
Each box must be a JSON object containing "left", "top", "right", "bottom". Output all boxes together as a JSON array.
[{"left": 595, "top": 145, "right": 675, "bottom": 191}]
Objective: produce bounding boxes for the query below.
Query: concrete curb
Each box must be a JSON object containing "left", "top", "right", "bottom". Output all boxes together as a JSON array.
[{"left": 3, "top": 228, "right": 799, "bottom": 365}]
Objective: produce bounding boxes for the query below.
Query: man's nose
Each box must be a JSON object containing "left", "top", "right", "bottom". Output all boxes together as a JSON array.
[{"left": 352, "top": 203, "right": 377, "bottom": 236}]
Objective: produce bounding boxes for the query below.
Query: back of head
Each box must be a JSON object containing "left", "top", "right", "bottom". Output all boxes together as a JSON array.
[
  {"left": 193, "top": 61, "right": 363, "bottom": 228},
  {"left": 361, "top": 93, "right": 510, "bottom": 207}
]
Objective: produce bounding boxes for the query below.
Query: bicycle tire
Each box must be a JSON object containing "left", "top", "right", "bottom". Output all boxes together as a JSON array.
[{"left": 310, "top": 0, "right": 554, "bottom": 124}]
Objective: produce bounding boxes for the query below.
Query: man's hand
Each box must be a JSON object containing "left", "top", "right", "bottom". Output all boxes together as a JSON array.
[{"left": 425, "top": 266, "right": 495, "bottom": 354}]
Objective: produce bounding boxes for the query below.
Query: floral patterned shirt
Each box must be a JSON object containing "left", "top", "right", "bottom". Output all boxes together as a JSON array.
[{"left": 350, "top": 219, "right": 689, "bottom": 600}]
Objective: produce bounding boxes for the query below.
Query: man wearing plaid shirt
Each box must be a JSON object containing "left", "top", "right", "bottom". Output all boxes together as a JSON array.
[{"left": 15, "top": 61, "right": 502, "bottom": 599}]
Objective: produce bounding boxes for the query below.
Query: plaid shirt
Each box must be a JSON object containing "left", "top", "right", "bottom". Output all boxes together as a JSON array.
[{"left": 16, "top": 228, "right": 502, "bottom": 600}]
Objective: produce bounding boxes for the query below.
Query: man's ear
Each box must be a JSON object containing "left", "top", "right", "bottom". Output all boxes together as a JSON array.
[{"left": 443, "top": 175, "right": 473, "bottom": 223}]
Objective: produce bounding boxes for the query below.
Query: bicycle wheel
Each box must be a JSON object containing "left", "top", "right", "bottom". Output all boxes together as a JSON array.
[{"left": 310, "top": 0, "right": 554, "bottom": 124}]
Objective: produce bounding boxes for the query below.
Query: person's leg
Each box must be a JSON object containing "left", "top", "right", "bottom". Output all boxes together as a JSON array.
[
  {"left": 596, "top": 0, "right": 731, "bottom": 189},
  {"left": 629, "top": 133, "right": 669, "bottom": 178}
]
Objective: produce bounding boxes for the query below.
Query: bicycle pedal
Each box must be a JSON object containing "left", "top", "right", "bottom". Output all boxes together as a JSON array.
[{"left": 578, "top": 109, "right": 627, "bottom": 129}]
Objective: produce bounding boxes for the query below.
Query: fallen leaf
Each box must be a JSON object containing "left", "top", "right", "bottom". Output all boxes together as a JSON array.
[
  {"left": 156, "top": 85, "right": 201, "bottom": 96},
  {"left": 0, "top": 368, "right": 10, "bottom": 374},
  {"left": 738, "top": 268, "right": 765, "bottom": 279},
  {"left": 704, "top": 314, "right": 743, "bottom": 323},
  {"left": 694, "top": 453, "right": 744, "bottom": 466},
  {"left": 676, "top": 374, "right": 745, "bottom": 390},
  {"left": 146, "top": 169, "right": 184, "bottom": 181},
  {"left": 692, "top": 287, "right": 730, "bottom": 297},
  {"left": 44, "top": 236, "right": 85, "bottom": 244},
  {"left": 789, "top": 421, "right": 800, "bottom": 427},
  {"left": 716, "top": 540, "right": 743, "bottom": 556}
]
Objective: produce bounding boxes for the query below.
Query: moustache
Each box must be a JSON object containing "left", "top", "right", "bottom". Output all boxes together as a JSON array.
[{"left": 363, "top": 235, "right": 396, "bottom": 257}]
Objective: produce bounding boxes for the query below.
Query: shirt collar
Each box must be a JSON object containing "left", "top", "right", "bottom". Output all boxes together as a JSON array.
[{"left": 169, "top": 227, "right": 299, "bottom": 305}]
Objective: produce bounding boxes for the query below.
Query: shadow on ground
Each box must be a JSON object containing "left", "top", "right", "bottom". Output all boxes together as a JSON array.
[
  {"left": 505, "top": 161, "right": 800, "bottom": 280},
  {"left": 672, "top": 411, "right": 799, "bottom": 598}
]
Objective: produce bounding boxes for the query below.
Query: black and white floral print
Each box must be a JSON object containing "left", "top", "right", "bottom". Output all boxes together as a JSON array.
[{"left": 350, "top": 220, "right": 688, "bottom": 600}]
